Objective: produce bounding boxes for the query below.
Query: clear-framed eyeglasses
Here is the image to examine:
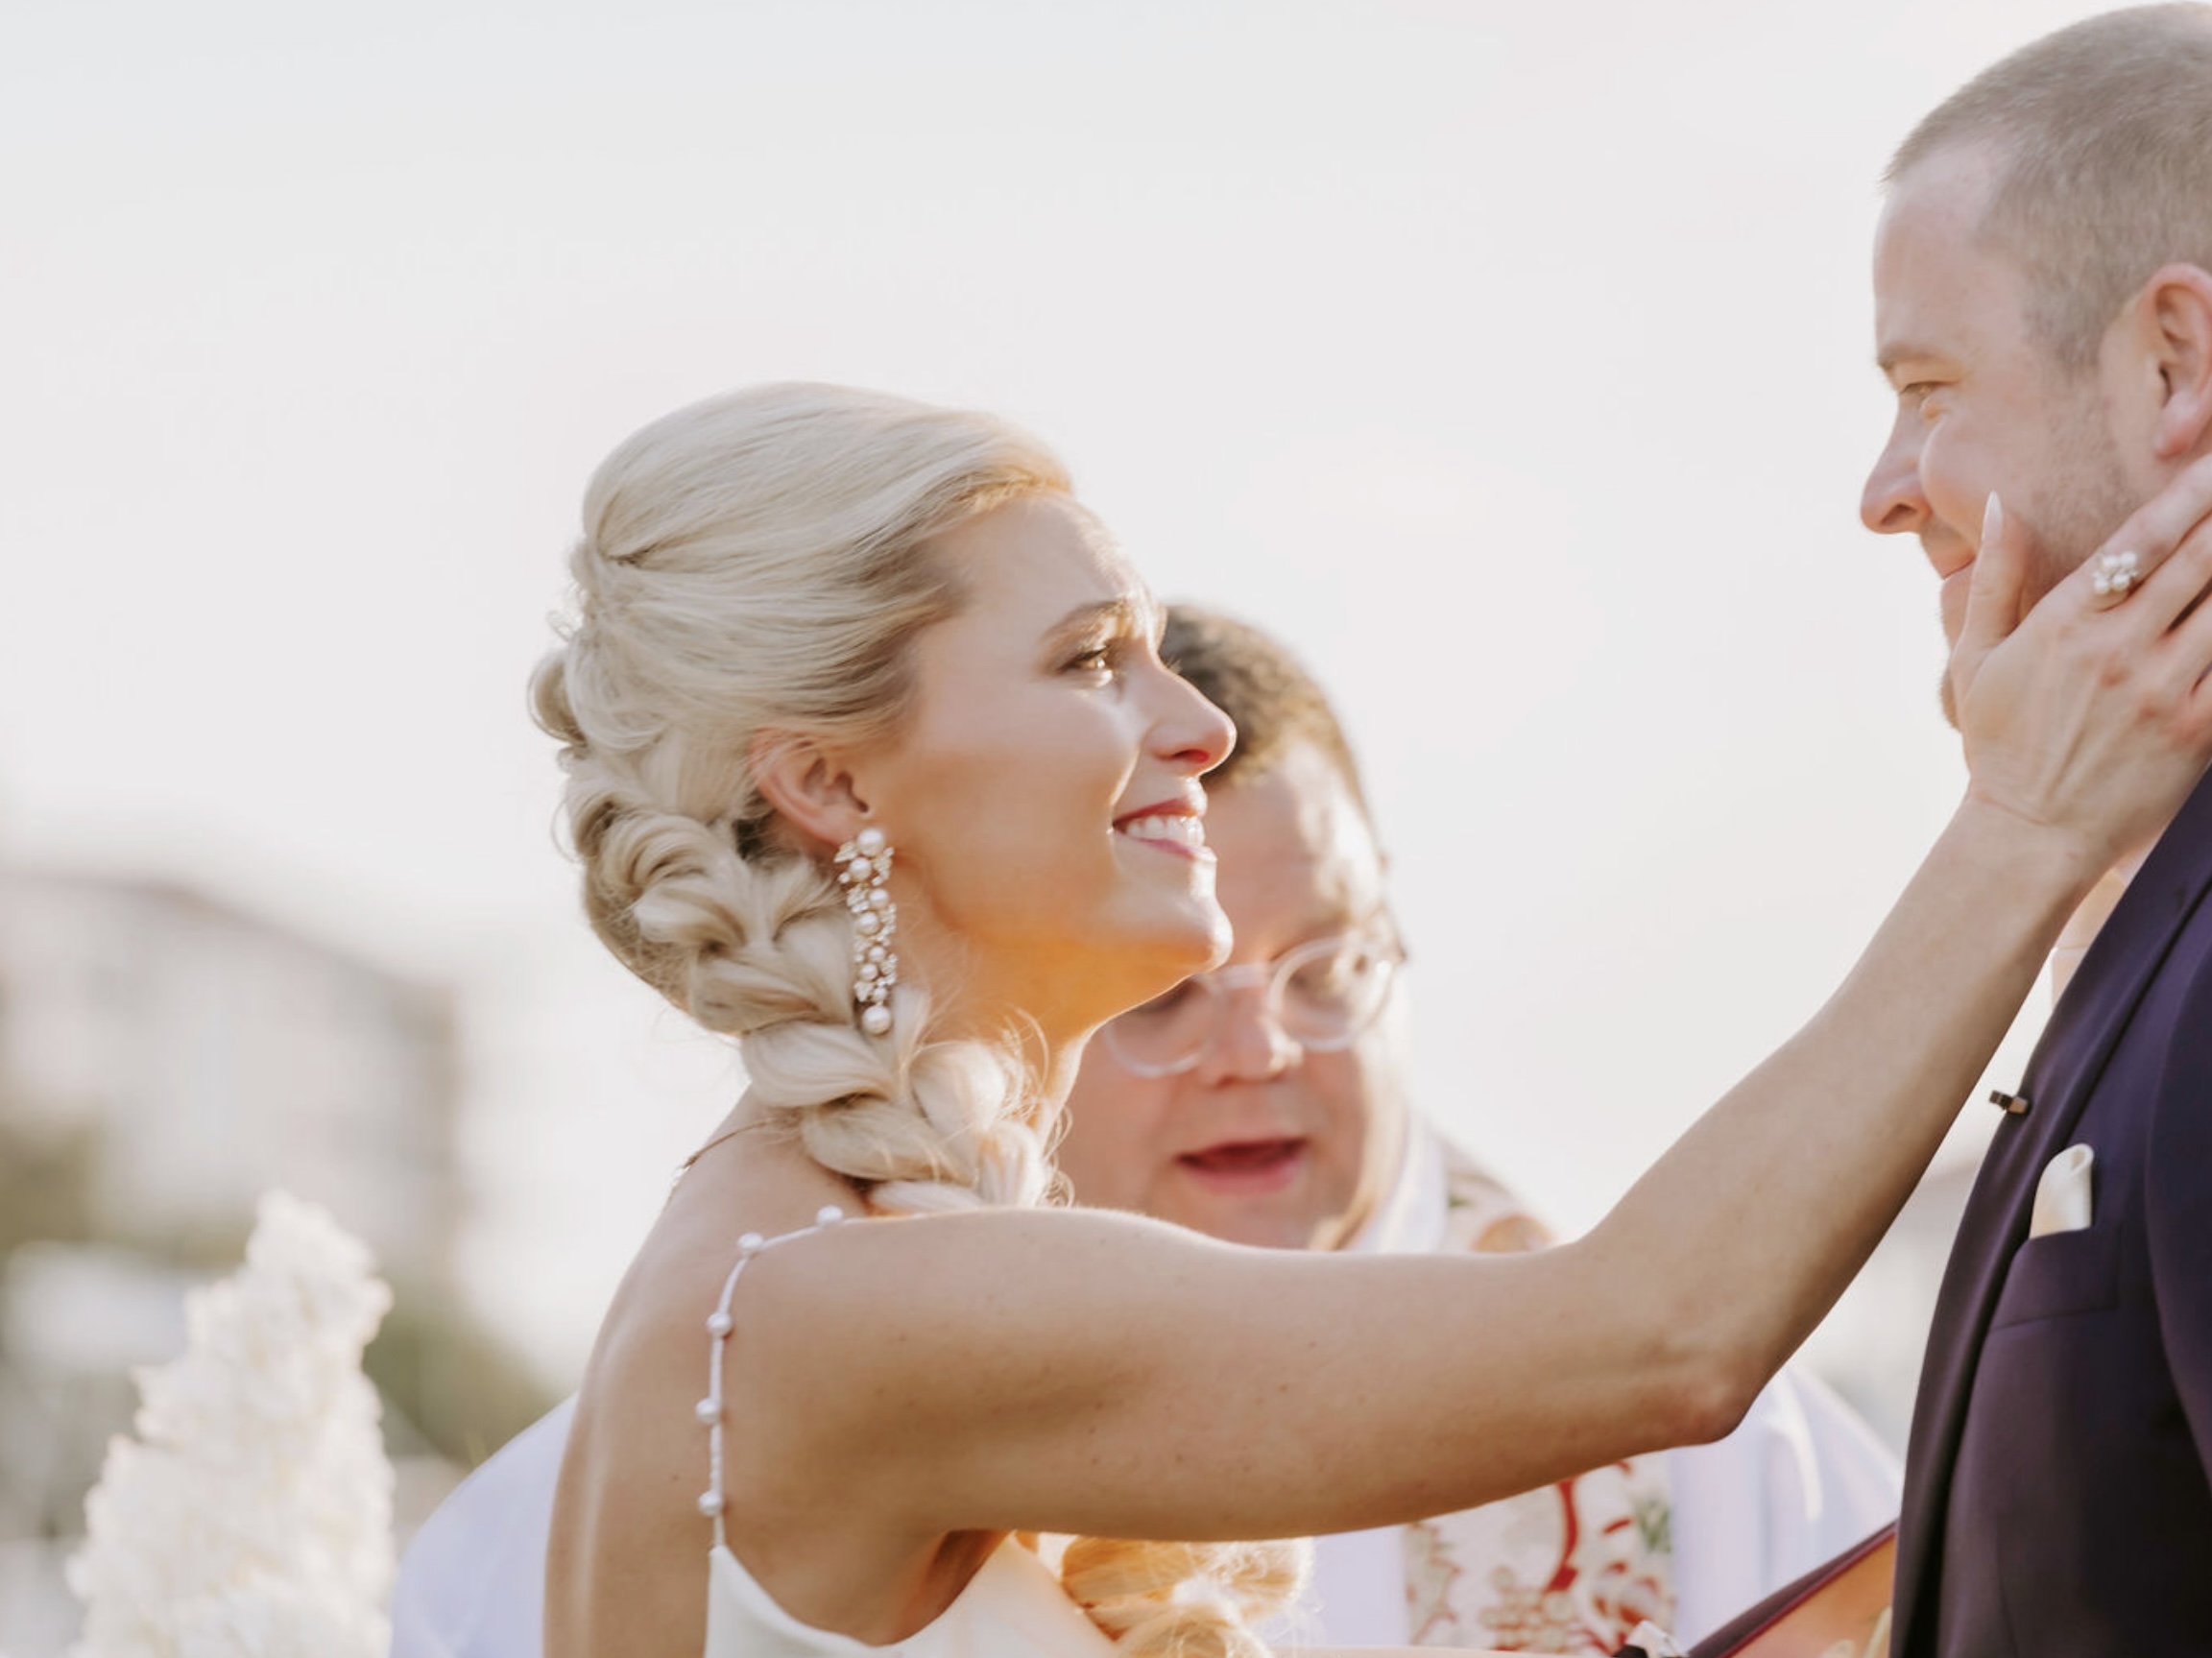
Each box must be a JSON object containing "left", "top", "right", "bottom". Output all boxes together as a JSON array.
[{"left": 1099, "top": 925, "right": 1407, "bottom": 1078}]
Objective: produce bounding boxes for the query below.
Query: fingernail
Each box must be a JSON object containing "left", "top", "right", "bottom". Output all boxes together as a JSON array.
[{"left": 1983, "top": 493, "right": 2005, "bottom": 548}]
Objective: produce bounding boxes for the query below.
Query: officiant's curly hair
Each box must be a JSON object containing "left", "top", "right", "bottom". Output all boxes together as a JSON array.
[
  {"left": 530, "top": 381, "right": 1303, "bottom": 1657},
  {"left": 1159, "top": 603, "right": 1371, "bottom": 813},
  {"left": 1887, "top": 3, "right": 2212, "bottom": 373}
]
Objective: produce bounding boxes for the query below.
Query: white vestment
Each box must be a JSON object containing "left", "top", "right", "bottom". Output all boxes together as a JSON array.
[{"left": 1296, "top": 1118, "right": 1900, "bottom": 1647}]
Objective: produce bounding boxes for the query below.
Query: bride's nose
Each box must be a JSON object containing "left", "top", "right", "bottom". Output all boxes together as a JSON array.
[{"left": 1151, "top": 668, "right": 1235, "bottom": 775}]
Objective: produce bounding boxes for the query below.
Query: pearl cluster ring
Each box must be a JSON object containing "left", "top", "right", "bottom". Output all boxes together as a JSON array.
[{"left": 2092, "top": 548, "right": 2141, "bottom": 599}]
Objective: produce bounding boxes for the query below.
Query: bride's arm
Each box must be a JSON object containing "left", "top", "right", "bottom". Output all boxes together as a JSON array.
[{"left": 739, "top": 464, "right": 2212, "bottom": 1545}]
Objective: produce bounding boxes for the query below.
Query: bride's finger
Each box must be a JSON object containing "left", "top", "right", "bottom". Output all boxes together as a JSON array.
[
  {"left": 1958, "top": 493, "right": 2025, "bottom": 655},
  {"left": 2059, "top": 451, "right": 2212, "bottom": 630},
  {"left": 1949, "top": 493, "right": 2027, "bottom": 709},
  {"left": 2146, "top": 517, "right": 2212, "bottom": 709},
  {"left": 2128, "top": 506, "right": 2212, "bottom": 650}
]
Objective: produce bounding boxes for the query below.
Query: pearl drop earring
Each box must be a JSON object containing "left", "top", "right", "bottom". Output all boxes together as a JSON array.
[{"left": 835, "top": 826, "right": 897, "bottom": 1035}]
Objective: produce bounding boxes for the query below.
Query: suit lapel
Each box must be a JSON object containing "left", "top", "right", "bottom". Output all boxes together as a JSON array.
[{"left": 1892, "top": 766, "right": 2212, "bottom": 1654}]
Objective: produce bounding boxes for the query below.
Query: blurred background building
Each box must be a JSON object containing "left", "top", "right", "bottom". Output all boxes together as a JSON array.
[{"left": 0, "top": 864, "right": 552, "bottom": 1654}]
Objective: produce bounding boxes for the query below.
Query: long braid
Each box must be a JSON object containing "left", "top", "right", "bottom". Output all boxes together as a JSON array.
[
  {"left": 541, "top": 661, "right": 1050, "bottom": 1211},
  {"left": 1062, "top": 1538, "right": 1312, "bottom": 1658}
]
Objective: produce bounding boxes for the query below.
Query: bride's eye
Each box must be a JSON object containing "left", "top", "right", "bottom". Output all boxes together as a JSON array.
[{"left": 1064, "top": 637, "right": 1118, "bottom": 674}]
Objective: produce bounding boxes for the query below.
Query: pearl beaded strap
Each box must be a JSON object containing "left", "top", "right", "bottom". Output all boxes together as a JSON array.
[{"left": 696, "top": 1204, "right": 849, "bottom": 1547}]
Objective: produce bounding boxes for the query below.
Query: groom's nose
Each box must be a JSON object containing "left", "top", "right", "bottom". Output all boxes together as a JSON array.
[{"left": 1861, "top": 413, "right": 1931, "bottom": 538}]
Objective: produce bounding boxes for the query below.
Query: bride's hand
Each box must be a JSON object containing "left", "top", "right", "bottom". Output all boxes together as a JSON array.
[{"left": 1948, "top": 451, "right": 2212, "bottom": 876}]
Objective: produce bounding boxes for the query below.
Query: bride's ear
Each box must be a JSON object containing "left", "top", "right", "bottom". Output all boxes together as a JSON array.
[{"left": 750, "top": 730, "right": 874, "bottom": 853}]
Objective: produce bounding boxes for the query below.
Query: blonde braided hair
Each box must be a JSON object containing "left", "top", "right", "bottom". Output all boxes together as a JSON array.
[{"left": 534, "top": 383, "right": 1305, "bottom": 1650}]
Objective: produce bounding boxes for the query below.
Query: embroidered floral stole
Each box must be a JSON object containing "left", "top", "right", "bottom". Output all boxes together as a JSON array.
[{"left": 1402, "top": 1139, "right": 1676, "bottom": 1651}]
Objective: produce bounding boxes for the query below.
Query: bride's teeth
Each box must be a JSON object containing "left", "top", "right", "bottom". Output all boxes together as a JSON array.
[{"left": 1118, "top": 814, "right": 1204, "bottom": 846}]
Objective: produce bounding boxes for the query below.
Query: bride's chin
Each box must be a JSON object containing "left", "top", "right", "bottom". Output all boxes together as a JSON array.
[
  {"left": 1150, "top": 901, "right": 1233, "bottom": 975},
  {"left": 1082, "top": 903, "right": 1228, "bottom": 996}
]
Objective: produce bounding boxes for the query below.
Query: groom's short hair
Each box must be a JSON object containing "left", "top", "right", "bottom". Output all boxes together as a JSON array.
[{"left": 1887, "top": 3, "right": 2212, "bottom": 372}]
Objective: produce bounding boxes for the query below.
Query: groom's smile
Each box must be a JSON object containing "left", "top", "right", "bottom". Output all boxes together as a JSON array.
[{"left": 1862, "top": 141, "right": 2136, "bottom": 671}]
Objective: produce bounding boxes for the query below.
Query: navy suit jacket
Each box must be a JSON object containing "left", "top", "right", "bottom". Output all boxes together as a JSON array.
[{"left": 1890, "top": 766, "right": 2212, "bottom": 1657}]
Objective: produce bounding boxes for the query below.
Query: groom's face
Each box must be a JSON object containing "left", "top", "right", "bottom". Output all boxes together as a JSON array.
[{"left": 1860, "top": 143, "right": 2135, "bottom": 686}]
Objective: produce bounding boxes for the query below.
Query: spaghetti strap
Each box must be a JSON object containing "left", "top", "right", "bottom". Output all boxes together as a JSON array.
[
  {"left": 692, "top": 1204, "right": 851, "bottom": 1549},
  {"left": 683, "top": 1201, "right": 1121, "bottom": 1654}
]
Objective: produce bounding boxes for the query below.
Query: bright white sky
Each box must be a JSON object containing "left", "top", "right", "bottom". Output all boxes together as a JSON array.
[{"left": 1, "top": 0, "right": 2112, "bottom": 1382}]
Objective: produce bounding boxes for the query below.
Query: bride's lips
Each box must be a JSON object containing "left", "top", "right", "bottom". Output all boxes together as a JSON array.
[
  {"left": 1176, "top": 1138, "right": 1307, "bottom": 1193},
  {"left": 1112, "top": 797, "right": 1212, "bottom": 862}
]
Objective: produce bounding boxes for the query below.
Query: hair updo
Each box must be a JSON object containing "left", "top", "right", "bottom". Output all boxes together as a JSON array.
[
  {"left": 534, "top": 382, "right": 1077, "bottom": 1210},
  {"left": 532, "top": 383, "right": 1304, "bottom": 1654}
]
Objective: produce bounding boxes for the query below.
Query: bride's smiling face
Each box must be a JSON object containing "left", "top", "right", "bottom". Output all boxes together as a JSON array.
[{"left": 851, "top": 494, "right": 1236, "bottom": 1040}]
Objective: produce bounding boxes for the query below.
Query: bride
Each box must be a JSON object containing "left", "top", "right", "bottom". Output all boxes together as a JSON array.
[{"left": 524, "top": 382, "right": 2212, "bottom": 1657}]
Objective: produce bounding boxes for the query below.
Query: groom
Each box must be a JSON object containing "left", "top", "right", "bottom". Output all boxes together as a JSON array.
[{"left": 1859, "top": 9, "right": 2212, "bottom": 1652}]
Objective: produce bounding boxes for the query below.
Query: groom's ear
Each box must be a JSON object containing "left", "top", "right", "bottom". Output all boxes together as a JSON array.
[{"left": 2143, "top": 263, "right": 2212, "bottom": 462}]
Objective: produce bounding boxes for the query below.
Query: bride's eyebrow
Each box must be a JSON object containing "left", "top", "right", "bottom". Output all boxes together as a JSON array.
[{"left": 1041, "top": 595, "right": 1148, "bottom": 651}]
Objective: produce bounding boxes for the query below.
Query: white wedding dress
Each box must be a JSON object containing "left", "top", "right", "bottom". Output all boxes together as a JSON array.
[
  {"left": 704, "top": 1534, "right": 1117, "bottom": 1656},
  {"left": 392, "top": 1210, "right": 1116, "bottom": 1658},
  {"left": 693, "top": 1212, "right": 1109, "bottom": 1653}
]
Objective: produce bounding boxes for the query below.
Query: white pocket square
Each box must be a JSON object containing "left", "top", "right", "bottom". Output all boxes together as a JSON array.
[{"left": 2029, "top": 1142, "right": 2096, "bottom": 1238}]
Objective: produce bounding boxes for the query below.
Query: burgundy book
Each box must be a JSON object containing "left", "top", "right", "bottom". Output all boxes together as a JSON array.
[{"left": 1679, "top": 1522, "right": 1896, "bottom": 1658}]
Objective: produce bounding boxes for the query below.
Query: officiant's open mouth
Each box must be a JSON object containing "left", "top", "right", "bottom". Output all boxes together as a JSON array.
[{"left": 1177, "top": 1137, "right": 1306, "bottom": 1191}]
